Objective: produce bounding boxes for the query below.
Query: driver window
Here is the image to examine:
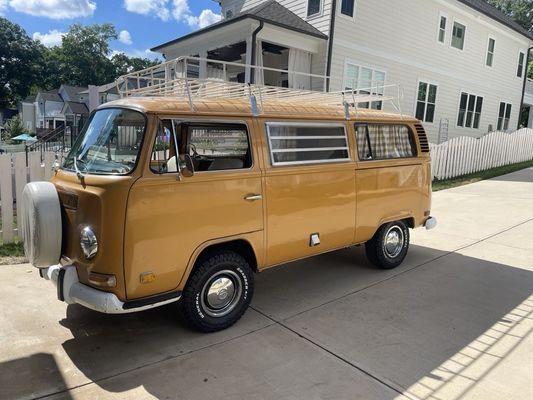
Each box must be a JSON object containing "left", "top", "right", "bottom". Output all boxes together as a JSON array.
[
  {"left": 150, "top": 119, "right": 178, "bottom": 173},
  {"left": 184, "top": 124, "right": 252, "bottom": 172}
]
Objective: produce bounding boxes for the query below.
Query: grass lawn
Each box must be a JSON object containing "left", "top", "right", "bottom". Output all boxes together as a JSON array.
[{"left": 432, "top": 160, "right": 533, "bottom": 191}]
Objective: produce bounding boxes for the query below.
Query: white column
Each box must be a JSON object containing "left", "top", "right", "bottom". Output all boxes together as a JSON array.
[
  {"left": 528, "top": 106, "right": 533, "bottom": 128},
  {"left": 199, "top": 51, "right": 208, "bottom": 79},
  {"left": 245, "top": 36, "right": 253, "bottom": 84}
]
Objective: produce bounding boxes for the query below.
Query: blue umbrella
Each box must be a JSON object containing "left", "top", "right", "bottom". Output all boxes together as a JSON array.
[{"left": 11, "top": 134, "right": 38, "bottom": 142}]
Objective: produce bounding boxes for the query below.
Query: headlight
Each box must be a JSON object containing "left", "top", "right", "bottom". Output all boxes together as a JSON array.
[{"left": 80, "top": 226, "right": 98, "bottom": 260}]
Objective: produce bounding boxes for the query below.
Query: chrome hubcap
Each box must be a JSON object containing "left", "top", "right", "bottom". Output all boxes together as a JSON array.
[
  {"left": 384, "top": 226, "right": 404, "bottom": 258},
  {"left": 201, "top": 270, "right": 242, "bottom": 318}
]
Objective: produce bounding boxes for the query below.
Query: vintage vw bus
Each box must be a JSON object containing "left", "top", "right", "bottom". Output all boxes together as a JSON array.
[{"left": 21, "top": 83, "right": 436, "bottom": 332}]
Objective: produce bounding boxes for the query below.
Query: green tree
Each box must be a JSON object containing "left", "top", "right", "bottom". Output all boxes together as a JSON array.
[
  {"left": 54, "top": 24, "right": 118, "bottom": 86},
  {"left": 111, "top": 52, "right": 160, "bottom": 77},
  {"left": 2, "top": 115, "right": 25, "bottom": 143},
  {"left": 486, "top": 0, "right": 533, "bottom": 33},
  {"left": 0, "top": 18, "right": 46, "bottom": 107}
]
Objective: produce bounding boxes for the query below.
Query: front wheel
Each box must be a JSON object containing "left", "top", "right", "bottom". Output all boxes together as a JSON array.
[
  {"left": 180, "top": 251, "right": 254, "bottom": 333},
  {"left": 365, "top": 221, "right": 410, "bottom": 269}
]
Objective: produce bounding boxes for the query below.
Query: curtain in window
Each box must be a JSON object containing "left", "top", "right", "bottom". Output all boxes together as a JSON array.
[
  {"left": 288, "top": 48, "right": 312, "bottom": 90},
  {"left": 367, "top": 125, "right": 413, "bottom": 159}
]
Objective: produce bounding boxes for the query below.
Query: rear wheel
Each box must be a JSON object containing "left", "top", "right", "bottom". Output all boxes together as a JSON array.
[
  {"left": 365, "top": 221, "right": 410, "bottom": 269},
  {"left": 180, "top": 251, "right": 254, "bottom": 333}
]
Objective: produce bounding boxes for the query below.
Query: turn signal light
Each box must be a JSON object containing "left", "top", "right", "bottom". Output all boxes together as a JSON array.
[{"left": 88, "top": 272, "right": 117, "bottom": 288}]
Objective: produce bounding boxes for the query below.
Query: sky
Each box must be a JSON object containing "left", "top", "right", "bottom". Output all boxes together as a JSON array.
[{"left": 0, "top": 0, "right": 222, "bottom": 59}]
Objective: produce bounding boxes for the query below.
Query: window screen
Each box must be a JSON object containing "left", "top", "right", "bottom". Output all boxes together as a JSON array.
[
  {"left": 307, "top": 0, "right": 321, "bottom": 16},
  {"left": 186, "top": 125, "right": 251, "bottom": 171},
  {"left": 266, "top": 123, "right": 350, "bottom": 166},
  {"left": 341, "top": 0, "right": 355, "bottom": 17},
  {"left": 457, "top": 92, "right": 483, "bottom": 129},
  {"left": 452, "top": 22, "right": 466, "bottom": 50},
  {"left": 355, "top": 124, "right": 415, "bottom": 161},
  {"left": 497, "top": 102, "right": 512, "bottom": 131}
]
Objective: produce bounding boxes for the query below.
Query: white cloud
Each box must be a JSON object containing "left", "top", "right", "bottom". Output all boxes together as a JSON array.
[
  {"left": 8, "top": 0, "right": 96, "bottom": 19},
  {"left": 188, "top": 9, "right": 221, "bottom": 29},
  {"left": 32, "top": 29, "right": 65, "bottom": 47},
  {"left": 123, "top": 0, "right": 169, "bottom": 21},
  {"left": 122, "top": 0, "right": 220, "bottom": 29},
  {"left": 118, "top": 30, "right": 132, "bottom": 45},
  {"left": 0, "top": 0, "right": 8, "bottom": 15},
  {"left": 171, "top": 0, "right": 190, "bottom": 21}
]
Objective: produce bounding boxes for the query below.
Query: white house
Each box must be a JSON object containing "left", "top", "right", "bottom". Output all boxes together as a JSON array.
[{"left": 151, "top": 0, "right": 533, "bottom": 142}]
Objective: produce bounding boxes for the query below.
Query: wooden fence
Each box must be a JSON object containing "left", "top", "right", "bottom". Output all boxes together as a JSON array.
[
  {"left": 0, "top": 151, "right": 56, "bottom": 244},
  {"left": 430, "top": 128, "right": 533, "bottom": 181}
]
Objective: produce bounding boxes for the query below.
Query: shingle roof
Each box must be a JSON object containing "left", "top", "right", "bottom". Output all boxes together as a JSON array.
[
  {"left": 60, "top": 85, "right": 88, "bottom": 100},
  {"left": 38, "top": 90, "right": 62, "bottom": 102},
  {"left": 63, "top": 101, "right": 89, "bottom": 115},
  {"left": 78, "top": 82, "right": 119, "bottom": 95},
  {"left": 152, "top": 0, "right": 327, "bottom": 52},
  {"left": 458, "top": 0, "right": 533, "bottom": 41}
]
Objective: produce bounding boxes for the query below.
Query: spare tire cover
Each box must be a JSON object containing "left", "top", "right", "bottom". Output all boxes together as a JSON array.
[{"left": 21, "top": 182, "right": 62, "bottom": 267}]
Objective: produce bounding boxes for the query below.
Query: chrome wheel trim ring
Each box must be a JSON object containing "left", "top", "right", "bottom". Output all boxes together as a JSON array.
[
  {"left": 200, "top": 270, "right": 242, "bottom": 318},
  {"left": 383, "top": 226, "right": 404, "bottom": 259}
]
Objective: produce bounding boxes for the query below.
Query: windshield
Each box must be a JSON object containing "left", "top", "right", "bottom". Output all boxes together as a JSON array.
[{"left": 63, "top": 108, "right": 146, "bottom": 175}]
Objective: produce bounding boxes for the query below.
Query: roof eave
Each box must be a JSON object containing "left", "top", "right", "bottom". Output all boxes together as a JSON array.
[{"left": 151, "top": 14, "right": 327, "bottom": 53}]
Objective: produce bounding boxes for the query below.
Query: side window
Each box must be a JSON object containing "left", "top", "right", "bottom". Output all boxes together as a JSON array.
[
  {"left": 150, "top": 119, "right": 178, "bottom": 174},
  {"left": 185, "top": 124, "right": 251, "bottom": 171},
  {"left": 355, "top": 124, "right": 416, "bottom": 161},
  {"left": 266, "top": 122, "right": 350, "bottom": 166}
]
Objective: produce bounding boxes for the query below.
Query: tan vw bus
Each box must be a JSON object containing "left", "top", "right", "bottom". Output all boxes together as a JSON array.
[{"left": 21, "top": 91, "right": 436, "bottom": 332}]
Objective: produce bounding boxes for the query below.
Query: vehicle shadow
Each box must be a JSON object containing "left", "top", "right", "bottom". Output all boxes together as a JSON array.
[{"left": 4, "top": 244, "right": 531, "bottom": 399}]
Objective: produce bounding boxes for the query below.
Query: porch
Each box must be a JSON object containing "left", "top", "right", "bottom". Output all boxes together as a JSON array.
[{"left": 151, "top": 1, "right": 330, "bottom": 91}]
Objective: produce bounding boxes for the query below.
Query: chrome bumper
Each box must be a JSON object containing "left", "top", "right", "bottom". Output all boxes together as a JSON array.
[
  {"left": 424, "top": 216, "right": 438, "bottom": 230},
  {"left": 42, "top": 265, "right": 180, "bottom": 314}
]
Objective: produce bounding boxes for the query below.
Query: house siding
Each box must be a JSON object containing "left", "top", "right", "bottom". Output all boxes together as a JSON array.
[{"left": 328, "top": 0, "right": 531, "bottom": 141}]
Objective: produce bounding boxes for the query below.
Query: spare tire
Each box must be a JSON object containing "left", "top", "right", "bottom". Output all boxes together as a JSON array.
[{"left": 20, "top": 182, "right": 62, "bottom": 268}]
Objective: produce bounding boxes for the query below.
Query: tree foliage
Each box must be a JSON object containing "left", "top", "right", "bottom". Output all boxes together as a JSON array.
[
  {"left": 0, "top": 18, "right": 161, "bottom": 107},
  {"left": 2, "top": 115, "right": 25, "bottom": 143},
  {"left": 486, "top": 0, "right": 533, "bottom": 33}
]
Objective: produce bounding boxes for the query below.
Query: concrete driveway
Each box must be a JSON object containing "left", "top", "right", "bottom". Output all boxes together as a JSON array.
[{"left": 1, "top": 168, "right": 533, "bottom": 400}]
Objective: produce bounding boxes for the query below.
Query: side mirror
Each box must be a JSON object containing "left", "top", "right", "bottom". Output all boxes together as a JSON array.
[{"left": 179, "top": 154, "right": 194, "bottom": 178}]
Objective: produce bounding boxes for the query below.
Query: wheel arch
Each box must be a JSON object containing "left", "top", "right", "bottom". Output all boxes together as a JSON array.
[{"left": 178, "top": 235, "right": 261, "bottom": 291}]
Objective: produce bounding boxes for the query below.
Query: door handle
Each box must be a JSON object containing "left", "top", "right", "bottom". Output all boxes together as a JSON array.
[{"left": 244, "top": 194, "right": 263, "bottom": 202}]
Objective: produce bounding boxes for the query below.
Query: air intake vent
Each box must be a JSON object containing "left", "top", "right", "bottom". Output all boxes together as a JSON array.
[{"left": 414, "top": 124, "right": 430, "bottom": 153}]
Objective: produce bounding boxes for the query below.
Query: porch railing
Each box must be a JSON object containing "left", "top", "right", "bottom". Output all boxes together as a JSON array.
[{"left": 115, "top": 56, "right": 404, "bottom": 118}]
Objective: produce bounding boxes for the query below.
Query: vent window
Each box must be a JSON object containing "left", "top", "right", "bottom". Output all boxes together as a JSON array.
[{"left": 415, "top": 124, "right": 430, "bottom": 153}]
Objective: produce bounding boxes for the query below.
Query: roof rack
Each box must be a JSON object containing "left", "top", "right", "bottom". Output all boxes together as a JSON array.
[{"left": 115, "top": 56, "right": 404, "bottom": 119}]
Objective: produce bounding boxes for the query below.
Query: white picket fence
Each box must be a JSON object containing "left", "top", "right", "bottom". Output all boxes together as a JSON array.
[
  {"left": 430, "top": 128, "right": 533, "bottom": 181},
  {"left": 1, "top": 129, "right": 533, "bottom": 244},
  {"left": 0, "top": 151, "right": 57, "bottom": 244}
]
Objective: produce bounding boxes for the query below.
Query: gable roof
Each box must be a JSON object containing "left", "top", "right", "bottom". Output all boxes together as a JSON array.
[
  {"left": 60, "top": 85, "right": 88, "bottom": 100},
  {"left": 78, "top": 82, "right": 119, "bottom": 95},
  {"left": 458, "top": 0, "right": 533, "bottom": 41},
  {"left": 152, "top": 0, "right": 327, "bottom": 52},
  {"left": 37, "top": 89, "right": 62, "bottom": 103},
  {"left": 62, "top": 101, "right": 89, "bottom": 115}
]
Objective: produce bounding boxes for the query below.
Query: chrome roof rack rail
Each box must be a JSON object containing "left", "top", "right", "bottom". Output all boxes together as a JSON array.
[{"left": 115, "top": 56, "right": 403, "bottom": 118}]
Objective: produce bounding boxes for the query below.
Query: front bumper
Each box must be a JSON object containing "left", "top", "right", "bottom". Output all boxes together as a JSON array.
[{"left": 42, "top": 265, "right": 180, "bottom": 314}]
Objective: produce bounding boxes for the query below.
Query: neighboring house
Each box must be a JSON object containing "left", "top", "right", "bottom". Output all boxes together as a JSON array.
[
  {"left": 78, "top": 83, "right": 120, "bottom": 112},
  {"left": 20, "top": 84, "right": 107, "bottom": 138},
  {"left": 151, "top": 0, "right": 533, "bottom": 142}
]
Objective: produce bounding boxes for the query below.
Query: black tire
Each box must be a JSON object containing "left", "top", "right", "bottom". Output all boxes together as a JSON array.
[
  {"left": 365, "top": 221, "right": 410, "bottom": 269},
  {"left": 180, "top": 250, "right": 254, "bottom": 333}
]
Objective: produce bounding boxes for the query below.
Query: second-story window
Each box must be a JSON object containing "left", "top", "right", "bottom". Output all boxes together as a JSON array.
[
  {"left": 438, "top": 15, "right": 447, "bottom": 43},
  {"left": 451, "top": 21, "right": 466, "bottom": 50},
  {"left": 341, "top": 0, "right": 355, "bottom": 17},
  {"left": 307, "top": 0, "right": 321, "bottom": 17},
  {"left": 345, "top": 63, "right": 386, "bottom": 110},
  {"left": 486, "top": 38, "right": 495, "bottom": 67},
  {"left": 517, "top": 52, "right": 525, "bottom": 77}
]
